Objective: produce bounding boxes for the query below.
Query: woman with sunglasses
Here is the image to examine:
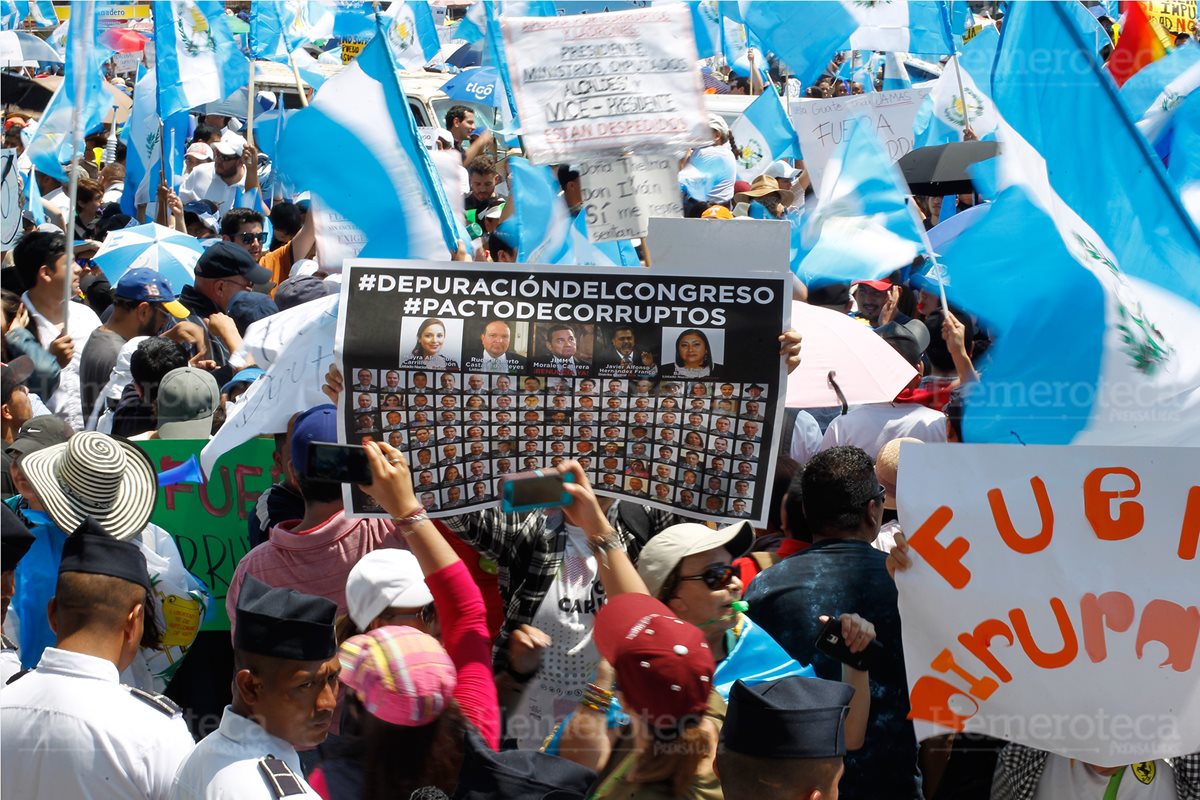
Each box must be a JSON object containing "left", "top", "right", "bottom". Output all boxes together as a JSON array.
[
  {"left": 310, "top": 441, "right": 498, "bottom": 799},
  {"left": 551, "top": 520, "right": 876, "bottom": 797}
]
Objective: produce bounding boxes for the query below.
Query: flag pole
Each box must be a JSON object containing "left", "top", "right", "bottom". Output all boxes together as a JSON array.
[
  {"left": 950, "top": 54, "right": 974, "bottom": 139},
  {"left": 62, "top": 6, "right": 96, "bottom": 327},
  {"left": 246, "top": 59, "right": 256, "bottom": 147},
  {"left": 288, "top": 50, "right": 310, "bottom": 108}
]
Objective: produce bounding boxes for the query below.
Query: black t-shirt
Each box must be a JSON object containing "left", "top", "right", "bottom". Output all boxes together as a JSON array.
[{"left": 745, "top": 538, "right": 923, "bottom": 800}]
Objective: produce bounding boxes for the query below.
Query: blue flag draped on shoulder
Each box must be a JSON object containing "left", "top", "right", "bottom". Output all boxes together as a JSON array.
[
  {"left": 277, "top": 32, "right": 459, "bottom": 260},
  {"left": 796, "top": 122, "right": 926, "bottom": 286},
  {"left": 740, "top": 1, "right": 856, "bottom": 90},
  {"left": 730, "top": 84, "right": 800, "bottom": 180},
  {"left": 990, "top": 0, "right": 1200, "bottom": 306},
  {"left": 25, "top": 0, "right": 113, "bottom": 182},
  {"left": 153, "top": 0, "right": 249, "bottom": 119}
]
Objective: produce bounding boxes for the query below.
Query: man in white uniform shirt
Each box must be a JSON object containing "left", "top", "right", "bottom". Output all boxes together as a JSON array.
[
  {"left": 168, "top": 576, "right": 337, "bottom": 799},
  {"left": 0, "top": 517, "right": 195, "bottom": 799},
  {"left": 178, "top": 136, "right": 248, "bottom": 216}
]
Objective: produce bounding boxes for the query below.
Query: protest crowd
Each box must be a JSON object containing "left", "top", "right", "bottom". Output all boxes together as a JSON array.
[{"left": 1, "top": 1, "right": 1199, "bottom": 799}]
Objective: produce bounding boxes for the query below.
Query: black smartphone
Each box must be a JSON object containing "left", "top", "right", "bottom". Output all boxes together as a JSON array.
[
  {"left": 305, "top": 442, "right": 372, "bottom": 485},
  {"left": 814, "top": 616, "right": 883, "bottom": 672},
  {"left": 500, "top": 468, "right": 575, "bottom": 512}
]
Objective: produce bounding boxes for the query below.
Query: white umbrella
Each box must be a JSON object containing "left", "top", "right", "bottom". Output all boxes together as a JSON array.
[
  {"left": 786, "top": 301, "right": 917, "bottom": 409},
  {"left": 94, "top": 223, "right": 205, "bottom": 293},
  {"left": 0, "top": 31, "right": 63, "bottom": 66}
]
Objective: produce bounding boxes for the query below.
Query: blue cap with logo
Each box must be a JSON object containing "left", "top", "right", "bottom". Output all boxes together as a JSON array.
[{"left": 114, "top": 268, "right": 190, "bottom": 319}]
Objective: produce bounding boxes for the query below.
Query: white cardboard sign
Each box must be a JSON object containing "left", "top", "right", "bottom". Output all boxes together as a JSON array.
[
  {"left": 579, "top": 154, "right": 682, "bottom": 242},
  {"left": 501, "top": 5, "right": 710, "bottom": 163},
  {"left": 792, "top": 87, "right": 931, "bottom": 193},
  {"left": 896, "top": 443, "right": 1200, "bottom": 767}
]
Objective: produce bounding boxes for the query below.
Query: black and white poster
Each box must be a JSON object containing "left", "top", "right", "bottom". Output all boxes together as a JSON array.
[{"left": 335, "top": 260, "right": 790, "bottom": 525}]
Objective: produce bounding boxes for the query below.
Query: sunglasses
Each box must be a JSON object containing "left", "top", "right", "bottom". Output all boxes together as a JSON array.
[
  {"left": 677, "top": 564, "right": 736, "bottom": 591},
  {"left": 377, "top": 603, "right": 437, "bottom": 628},
  {"left": 237, "top": 231, "right": 269, "bottom": 245},
  {"left": 215, "top": 152, "right": 241, "bottom": 162}
]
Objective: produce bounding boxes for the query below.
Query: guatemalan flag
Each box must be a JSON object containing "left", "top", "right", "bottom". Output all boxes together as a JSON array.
[
  {"left": 378, "top": 1, "right": 441, "bottom": 71},
  {"left": 939, "top": 1, "right": 1200, "bottom": 446},
  {"left": 1120, "top": 44, "right": 1200, "bottom": 159},
  {"left": 845, "top": 0, "right": 955, "bottom": 56},
  {"left": 740, "top": 2, "right": 857, "bottom": 90},
  {"left": 730, "top": 84, "right": 800, "bottom": 181},
  {"left": 912, "top": 26, "right": 999, "bottom": 148},
  {"left": 121, "top": 66, "right": 190, "bottom": 218},
  {"left": 25, "top": 0, "right": 113, "bottom": 181},
  {"left": 507, "top": 157, "right": 621, "bottom": 266},
  {"left": 277, "top": 31, "right": 460, "bottom": 261},
  {"left": 152, "top": 0, "right": 249, "bottom": 119},
  {"left": 795, "top": 121, "right": 926, "bottom": 287}
]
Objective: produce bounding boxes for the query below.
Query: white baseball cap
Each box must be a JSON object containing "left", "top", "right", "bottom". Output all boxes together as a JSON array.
[
  {"left": 636, "top": 521, "right": 755, "bottom": 598},
  {"left": 764, "top": 160, "right": 802, "bottom": 181},
  {"left": 186, "top": 142, "right": 213, "bottom": 162},
  {"left": 346, "top": 549, "right": 434, "bottom": 630}
]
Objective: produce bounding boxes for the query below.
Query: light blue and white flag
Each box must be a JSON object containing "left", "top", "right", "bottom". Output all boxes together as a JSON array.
[
  {"left": 378, "top": 0, "right": 441, "bottom": 71},
  {"left": 328, "top": 0, "right": 375, "bottom": 38},
  {"left": 1167, "top": 91, "right": 1200, "bottom": 227},
  {"left": 508, "top": 156, "right": 573, "bottom": 264},
  {"left": 730, "top": 84, "right": 800, "bottom": 180},
  {"left": 940, "top": 182, "right": 1200, "bottom": 446},
  {"left": 795, "top": 121, "right": 926, "bottom": 286},
  {"left": 845, "top": 0, "right": 954, "bottom": 56},
  {"left": 248, "top": 1, "right": 329, "bottom": 61},
  {"left": 912, "top": 25, "right": 999, "bottom": 147},
  {"left": 882, "top": 52, "right": 912, "bottom": 91},
  {"left": 1120, "top": 44, "right": 1200, "bottom": 157},
  {"left": 741, "top": 1, "right": 857, "bottom": 90},
  {"left": 25, "top": 0, "right": 112, "bottom": 181},
  {"left": 0, "top": 0, "right": 55, "bottom": 29},
  {"left": 687, "top": 0, "right": 722, "bottom": 60},
  {"left": 277, "top": 32, "right": 460, "bottom": 261},
  {"left": 152, "top": 0, "right": 249, "bottom": 119},
  {"left": 989, "top": 0, "right": 1200, "bottom": 305}
]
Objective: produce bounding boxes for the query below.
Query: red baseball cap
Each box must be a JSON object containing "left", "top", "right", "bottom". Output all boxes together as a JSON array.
[
  {"left": 594, "top": 594, "right": 715, "bottom": 729},
  {"left": 852, "top": 279, "right": 893, "bottom": 292}
]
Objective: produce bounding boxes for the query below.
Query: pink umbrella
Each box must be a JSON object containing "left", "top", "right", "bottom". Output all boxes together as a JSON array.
[{"left": 786, "top": 301, "right": 917, "bottom": 409}]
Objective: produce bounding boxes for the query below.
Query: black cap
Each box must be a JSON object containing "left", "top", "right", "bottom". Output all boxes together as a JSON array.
[
  {"left": 1, "top": 504, "right": 35, "bottom": 572},
  {"left": 453, "top": 728, "right": 596, "bottom": 800},
  {"left": 721, "top": 677, "right": 855, "bottom": 759},
  {"left": 2, "top": 357, "right": 33, "bottom": 402},
  {"left": 194, "top": 240, "right": 272, "bottom": 285},
  {"left": 234, "top": 575, "right": 337, "bottom": 661},
  {"left": 58, "top": 516, "right": 152, "bottom": 594},
  {"left": 5, "top": 415, "right": 73, "bottom": 459},
  {"left": 876, "top": 319, "right": 931, "bottom": 367},
  {"left": 806, "top": 282, "right": 851, "bottom": 308}
]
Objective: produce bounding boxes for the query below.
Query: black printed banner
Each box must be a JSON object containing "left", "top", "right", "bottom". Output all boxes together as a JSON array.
[{"left": 335, "top": 260, "right": 791, "bottom": 525}]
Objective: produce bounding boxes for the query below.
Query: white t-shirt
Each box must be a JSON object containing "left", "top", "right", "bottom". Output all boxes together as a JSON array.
[
  {"left": 22, "top": 292, "right": 101, "bottom": 432},
  {"left": 818, "top": 402, "right": 947, "bottom": 460},
  {"left": 1032, "top": 755, "right": 1176, "bottom": 800},
  {"left": 789, "top": 410, "right": 823, "bottom": 466},
  {"left": 178, "top": 162, "right": 244, "bottom": 216},
  {"left": 507, "top": 523, "right": 605, "bottom": 751}
]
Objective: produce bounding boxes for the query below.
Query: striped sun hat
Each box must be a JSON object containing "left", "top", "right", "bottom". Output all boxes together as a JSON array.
[
  {"left": 338, "top": 625, "right": 457, "bottom": 728},
  {"left": 20, "top": 432, "right": 157, "bottom": 542}
]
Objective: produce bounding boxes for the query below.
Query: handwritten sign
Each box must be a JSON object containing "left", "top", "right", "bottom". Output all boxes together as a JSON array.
[
  {"left": 896, "top": 444, "right": 1200, "bottom": 767},
  {"left": 791, "top": 87, "right": 931, "bottom": 194},
  {"left": 311, "top": 197, "right": 367, "bottom": 270},
  {"left": 138, "top": 438, "right": 279, "bottom": 631},
  {"left": 1147, "top": 0, "right": 1197, "bottom": 33},
  {"left": 501, "top": 5, "right": 709, "bottom": 163},
  {"left": 113, "top": 50, "right": 142, "bottom": 74},
  {"left": 579, "top": 154, "right": 682, "bottom": 241},
  {"left": 341, "top": 38, "right": 367, "bottom": 64},
  {"left": 1, "top": 148, "right": 21, "bottom": 251}
]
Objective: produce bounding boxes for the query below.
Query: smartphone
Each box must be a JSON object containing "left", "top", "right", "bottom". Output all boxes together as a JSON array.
[
  {"left": 304, "top": 442, "right": 372, "bottom": 485},
  {"left": 814, "top": 616, "right": 883, "bottom": 672},
  {"left": 500, "top": 468, "right": 575, "bottom": 513}
]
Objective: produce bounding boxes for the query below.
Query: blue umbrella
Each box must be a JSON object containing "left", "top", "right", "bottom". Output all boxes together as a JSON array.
[
  {"left": 440, "top": 67, "right": 501, "bottom": 108},
  {"left": 93, "top": 222, "right": 205, "bottom": 293},
  {"left": 445, "top": 40, "right": 483, "bottom": 69}
]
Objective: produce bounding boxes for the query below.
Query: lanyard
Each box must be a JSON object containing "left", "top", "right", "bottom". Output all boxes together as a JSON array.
[{"left": 1102, "top": 766, "right": 1127, "bottom": 800}]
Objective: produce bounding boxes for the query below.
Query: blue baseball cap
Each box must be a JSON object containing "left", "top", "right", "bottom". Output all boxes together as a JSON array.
[
  {"left": 291, "top": 404, "right": 338, "bottom": 478},
  {"left": 114, "top": 268, "right": 190, "bottom": 318},
  {"left": 220, "top": 367, "right": 266, "bottom": 396}
]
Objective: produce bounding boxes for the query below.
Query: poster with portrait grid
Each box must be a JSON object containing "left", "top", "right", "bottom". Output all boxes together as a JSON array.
[{"left": 335, "top": 260, "right": 791, "bottom": 526}]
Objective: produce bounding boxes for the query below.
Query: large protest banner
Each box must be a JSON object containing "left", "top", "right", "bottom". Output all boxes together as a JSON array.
[
  {"left": 896, "top": 444, "right": 1200, "bottom": 766},
  {"left": 791, "top": 87, "right": 931, "bottom": 193},
  {"left": 335, "top": 261, "right": 790, "bottom": 525},
  {"left": 501, "top": 5, "right": 710, "bottom": 163},
  {"left": 139, "top": 438, "right": 279, "bottom": 631}
]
